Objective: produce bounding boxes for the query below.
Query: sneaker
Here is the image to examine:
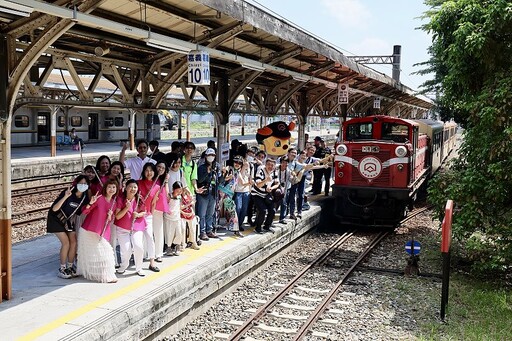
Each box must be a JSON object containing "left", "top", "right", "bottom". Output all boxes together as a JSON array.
[
  {"left": 190, "top": 244, "right": 200, "bottom": 250},
  {"left": 70, "top": 266, "right": 79, "bottom": 278},
  {"left": 58, "top": 267, "right": 72, "bottom": 279},
  {"left": 278, "top": 219, "right": 286, "bottom": 224},
  {"left": 207, "top": 232, "right": 219, "bottom": 238},
  {"left": 297, "top": 214, "right": 302, "bottom": 219},
  {"left": 136, "top": 270, "right": 145, "bottom": 277},
  {"left": 263, "top": 227, "right": 275, "bottom": 234},
  {"left": 302, "top": 203, "right": 310, "bottom": 211},
  {"left": 116, "top": 268, "right": 126, "bottom": 274},
  {"left": 233, "top": 231, "right": 244, "bottom": 238},
  {"left": 199, "top": 233, "right": 209, "bottom": 241}
]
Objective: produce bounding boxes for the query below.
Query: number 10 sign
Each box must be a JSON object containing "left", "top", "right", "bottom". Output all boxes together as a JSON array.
[{"left": 188, "top": 50, "right": 210, "bottom": 86}]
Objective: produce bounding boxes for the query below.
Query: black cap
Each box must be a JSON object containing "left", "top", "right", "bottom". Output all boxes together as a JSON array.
[{"left": 314, "top": 136, "right": 322, "bottom": 141}]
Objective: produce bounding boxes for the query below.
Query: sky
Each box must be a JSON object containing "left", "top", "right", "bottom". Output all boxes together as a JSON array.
[{"left": 248, "top": 0, "right": 433, "bottom": 92}]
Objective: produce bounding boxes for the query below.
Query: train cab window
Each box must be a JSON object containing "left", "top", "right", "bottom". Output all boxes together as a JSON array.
[
  {"left": 71, "top": 116, "right": 82, "bottom": 127},
  {"left": 346, "top": 123, "right": 373, "bottom": 141},
  {"left": 58, "top": 116, "right": 65, "bottom": 127},
  {"left": 105, "top": 118, "right": 114, "bottom": 127},
  {"left": 381, "top": 122, "right": 410, "bottom": 143},
  {"left": 114, "top": 117, "right": 124, "bottom": 126},
  {"left": 14, "top": 115, "right": 29, "bottom": 128}
]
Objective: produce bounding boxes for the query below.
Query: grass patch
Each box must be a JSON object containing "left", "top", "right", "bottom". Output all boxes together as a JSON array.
[{"left": 419, "top": 273, "right": 512, "bottom": 340}]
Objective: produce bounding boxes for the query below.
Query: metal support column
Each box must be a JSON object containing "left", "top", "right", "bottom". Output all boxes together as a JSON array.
[
  {"left": 186, "top": 112, "right": 191, "bottom": 141},
  {"left": 0, "top": 35, "right": 12, "bottom": 302},
  {"left": 297, "top": 90, "right": 308, "bottom": 150},
  {"left": 392, "top": 45, "right": 401, "bottom": 83},
  {"left": 178, "top": 111, "right": 183, "bottom": 140},
  {"left": 145, "top": 112, "right": 153, "bottom": 142},
  {"left": 50, "top": 106, "right": 58, "bottom": 157},
  {"left": 128, "top": 109, "right": 136, "bottom": 150},
  {"left": 241, "top": 114, "right": 245, "bottom": 136}
]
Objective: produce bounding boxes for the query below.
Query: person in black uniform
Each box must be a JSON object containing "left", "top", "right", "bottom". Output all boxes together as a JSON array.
[
  {"left": 47, "top": 175, "right": 90, "bottom": 279},
  {"left": 312, "top": 138, "right": 332, "bottom": 195}
]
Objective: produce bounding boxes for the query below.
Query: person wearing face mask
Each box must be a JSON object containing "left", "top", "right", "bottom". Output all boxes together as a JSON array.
[
  {"left": 196, "top": 148, "right": 222, "bottom": 240},
  {"left": 47, "top": 175, "right": 90, "bottom": 279}
]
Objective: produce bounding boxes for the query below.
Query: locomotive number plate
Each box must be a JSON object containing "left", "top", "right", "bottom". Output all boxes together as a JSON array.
[{"left": 362, "top": 146, "right": 380, "bottom": 153}]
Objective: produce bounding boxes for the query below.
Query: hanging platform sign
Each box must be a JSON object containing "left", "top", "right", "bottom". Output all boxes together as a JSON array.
[
  {"left": 337, "top": 83, "right": 349, "bottom": 104},
  {"left": 373, "top": 97, "right": 381, "bottom": 109},
  {"left": 188, "top": 50, "right": 210, "bottom": 86}
]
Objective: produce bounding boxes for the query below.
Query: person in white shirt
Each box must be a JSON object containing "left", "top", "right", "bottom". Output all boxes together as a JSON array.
[{"left": 119, "top": 139, "right": 156, "bottom": 180}]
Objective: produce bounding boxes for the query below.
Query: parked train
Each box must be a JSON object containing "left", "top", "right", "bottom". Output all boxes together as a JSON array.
[
  {"left": 332, "top": 115, "right": 457, "bottom": 227},
  {"left": 11, "top": 107, "right": 164, "bottom": 146}
]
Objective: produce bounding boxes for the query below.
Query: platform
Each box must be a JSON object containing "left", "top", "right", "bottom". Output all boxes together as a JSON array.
[{"left": 1, "top": 201, "right": 325, "bottom": 341}]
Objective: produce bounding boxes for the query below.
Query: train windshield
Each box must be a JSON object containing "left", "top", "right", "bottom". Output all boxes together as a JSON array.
[
  {"left": 346, "top": 122, "right": 373, "bottom": 141},
  {"left": 381, "top": 122, "right": 410, "bottom": 143}
]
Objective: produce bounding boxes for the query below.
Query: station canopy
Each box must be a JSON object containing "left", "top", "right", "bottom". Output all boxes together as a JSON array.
[{"left": 0, "top": 0, "right": 433, "bottom": 117}]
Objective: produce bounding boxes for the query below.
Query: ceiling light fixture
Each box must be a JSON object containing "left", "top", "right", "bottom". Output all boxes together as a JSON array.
[
  {"left": 0, "top": 0, "right": 33, "bottom": 17},
  {"left": 144, "top": 34, "right": 190, "bottom": 54},
  {"left": 239, "top": 62, "right": 266, "bottom": 72}
]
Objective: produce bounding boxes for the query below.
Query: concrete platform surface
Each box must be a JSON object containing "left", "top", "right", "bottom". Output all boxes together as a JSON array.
[{"left": 1, "top": 201, "right": 325, "bottom": 341}]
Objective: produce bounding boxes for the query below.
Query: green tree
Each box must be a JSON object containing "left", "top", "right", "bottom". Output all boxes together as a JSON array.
[{"left": 422, "top": 0, "right": 512, "bottom": 272}]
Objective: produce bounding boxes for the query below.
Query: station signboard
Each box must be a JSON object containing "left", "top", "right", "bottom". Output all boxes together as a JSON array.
[
  {"left": 373, "top": 97, "right": 381, "bottom": 109},
  {"left": 188, "top": 50, "right": 210, "bottom": 86},
  {"left": 337, "top": 83, "right": 349, "bottom": 104}
]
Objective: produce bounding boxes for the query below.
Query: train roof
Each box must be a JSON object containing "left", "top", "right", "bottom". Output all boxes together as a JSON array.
[
  {"left": 344, "top": 115, "right": 420, "bottom": 127},
  {"left": 415, "top": 119, "right": 444, "bottom": 131}
]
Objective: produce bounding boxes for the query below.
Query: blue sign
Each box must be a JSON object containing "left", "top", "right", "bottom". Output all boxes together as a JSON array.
[{"left": 405, "top": 240, "right": 421, "bottom": 255}]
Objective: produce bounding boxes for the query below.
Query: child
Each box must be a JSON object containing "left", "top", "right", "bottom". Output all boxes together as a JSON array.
[
  {"left": 77, "top": 179, "right": 119, "bottom": 283},
  {"left": 180, "top": 187, "right": 200, "bottom": 250},
  {"left": 165, "top": 181, "right": 185, "bottom": 256}
]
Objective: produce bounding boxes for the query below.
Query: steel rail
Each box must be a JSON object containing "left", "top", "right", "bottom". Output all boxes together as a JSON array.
[
  {"left": 293, "top": 231, "right": 389, "bottom": 340},
  {"left": 229, "top": 230, "right": 355, "bottom": 341}
]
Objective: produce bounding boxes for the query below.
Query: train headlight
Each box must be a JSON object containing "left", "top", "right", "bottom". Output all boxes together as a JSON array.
[
  {"left": 336, "top": 144, "right": 348, "bottom": 156},
  {"left": 395, "top": 146, "right": 407, "bottom": 157},
  {"left": 338, "top": 161, "right": 345, "bottom": 168},
  {"left": 338, "top": 171, "right": 344, "bottom": 178},
  {"left": 397, "top": 164, "right": 404, "bottom": 171}
]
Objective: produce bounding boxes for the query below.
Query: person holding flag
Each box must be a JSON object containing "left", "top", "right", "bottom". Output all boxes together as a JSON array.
[{"left": 77, "top": 179, "right": 119, "bottom": 283}]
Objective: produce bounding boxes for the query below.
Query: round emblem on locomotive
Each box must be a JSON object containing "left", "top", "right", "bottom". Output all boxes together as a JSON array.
[{"left": 358, "top": 156, "right": 382, "bottom": 179}]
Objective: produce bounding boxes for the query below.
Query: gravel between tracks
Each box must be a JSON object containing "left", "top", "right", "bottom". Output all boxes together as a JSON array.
[{"left": 163, "top": 211, "right": 443, "bottom": 340}]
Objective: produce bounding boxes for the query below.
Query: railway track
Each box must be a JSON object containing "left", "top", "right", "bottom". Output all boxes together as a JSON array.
[{"left": 222, "top": 230, "right": 389, "bottom": 340}]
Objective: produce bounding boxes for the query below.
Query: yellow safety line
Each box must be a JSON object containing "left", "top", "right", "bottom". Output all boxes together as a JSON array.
[{"left": 18, "top": 231, "right": 248, "bottom": 341}]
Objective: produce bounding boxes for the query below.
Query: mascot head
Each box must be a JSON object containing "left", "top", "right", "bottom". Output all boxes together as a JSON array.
[{"left": 256, "top": 121, "right": 295, "bottom": 158}]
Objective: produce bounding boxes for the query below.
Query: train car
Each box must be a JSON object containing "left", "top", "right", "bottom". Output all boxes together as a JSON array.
[
  {"left": 11, "top": 107, "right": 160, "bottom": 146},
  {"left": 443, "top": 121, "right": 457, "bottom": 159},
  {"left": 415, "top": 119, "right": 444, "bottom": 174},
  {"left": 332, "top": 115, "right": 430, "bottom": 227}
]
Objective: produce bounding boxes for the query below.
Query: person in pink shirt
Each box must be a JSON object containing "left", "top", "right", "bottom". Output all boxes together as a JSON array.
[
  {"left": 152, "top": 161, "right": 169, "bottom": 262},
  {"left": 137, "top": 163, "right": 160, "bottom": 272},
  {"left": 114, "top": 179, "right": 147, "bottom": 277},
  {"left": 77, "top": 179, "right": 119, "bottom": 283}
]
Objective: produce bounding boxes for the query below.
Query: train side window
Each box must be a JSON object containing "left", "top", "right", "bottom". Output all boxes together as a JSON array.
[
  {"left": 105, "top": 118, "right": 114, "bottom": 127},
  {"left": 14, "top": 115, "right": 29, "bottom": 128},
  {"left": 114, "top": 117, "right": 124, "bottom": 126},
  {"left": 71, "top": 116, "right": 82, "bottom": 127},
  {"left": 58, "top": 116, "right": 65, "bottom": 127}
]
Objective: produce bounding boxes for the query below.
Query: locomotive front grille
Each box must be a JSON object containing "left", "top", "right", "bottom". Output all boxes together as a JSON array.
[{"left": 351, "top": 149, "right": 391, "bottom": 185}]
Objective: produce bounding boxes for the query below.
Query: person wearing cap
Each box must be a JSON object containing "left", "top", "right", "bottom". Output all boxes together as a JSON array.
[
  {"left": 196, "top": 148, "right": 222, "bottom": 240},
  {"left": 312, "top": 139, "right": 332, "bottom": 195}
]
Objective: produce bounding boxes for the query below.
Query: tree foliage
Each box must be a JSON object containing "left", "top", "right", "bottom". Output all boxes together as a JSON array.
[{"left": 422, "top": 0, "right": 512, "bottom": 272}]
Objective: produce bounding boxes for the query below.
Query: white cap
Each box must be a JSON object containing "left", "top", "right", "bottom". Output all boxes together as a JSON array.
[{"left": 205, "top": 148, "right": 216, "bottom": 155}]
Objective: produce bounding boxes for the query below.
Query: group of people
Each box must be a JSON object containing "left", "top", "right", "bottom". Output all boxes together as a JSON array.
[{"left": 46, "top": 136, "right": 333, "bottom": 283}]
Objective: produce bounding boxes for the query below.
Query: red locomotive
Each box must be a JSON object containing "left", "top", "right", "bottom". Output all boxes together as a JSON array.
[{"left": 332, "top": 115, "right": 455, "bottom": 226}]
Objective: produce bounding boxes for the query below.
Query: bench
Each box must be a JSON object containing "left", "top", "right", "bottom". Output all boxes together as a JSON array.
[{"left": 57, "top": 135, "right": 79, "bottom": 151}]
